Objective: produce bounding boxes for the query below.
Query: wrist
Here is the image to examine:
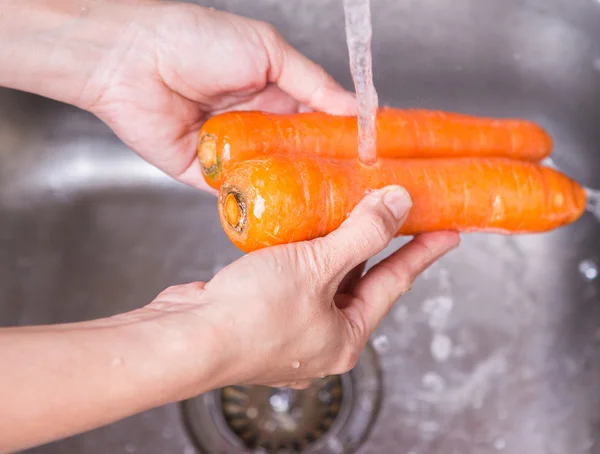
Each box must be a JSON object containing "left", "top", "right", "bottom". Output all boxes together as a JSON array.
[{"left": 112, "top": 303, "right": 232, "bottom": 403}]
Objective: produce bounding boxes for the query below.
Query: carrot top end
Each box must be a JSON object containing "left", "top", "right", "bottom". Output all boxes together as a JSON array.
[
  {"left": 222, "top": 187, "right": 247, "bottom": 234},
  {"left": 198, "top": 133, "right": 221, "bottom": 179}
]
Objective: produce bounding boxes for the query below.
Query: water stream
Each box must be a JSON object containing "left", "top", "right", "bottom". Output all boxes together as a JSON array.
[{"left": 343, "top": 0, "right": 379, "bottom": 165}]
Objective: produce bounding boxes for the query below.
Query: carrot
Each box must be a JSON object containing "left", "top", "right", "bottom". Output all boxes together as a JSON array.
[
  {"left": 217, "top": 155, "right": 585, "bottom": 253},
  {"left": 198, "top": 108, "right": 553, "bottom": 189}
]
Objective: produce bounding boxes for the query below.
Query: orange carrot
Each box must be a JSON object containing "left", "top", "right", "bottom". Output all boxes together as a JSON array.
[
  {"left": 218, "top": 155, "right": 585, "bottom": 253},
  {"left": 199, "top": 108, "right": 553, "bottom": 189}
]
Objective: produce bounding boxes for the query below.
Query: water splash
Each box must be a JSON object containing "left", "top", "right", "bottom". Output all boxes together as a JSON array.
[
  {"left": 372, "top": 334, "right": 390, "bottom": 354},
  {"left": 585, "top": 187, "right": 600, "bottom": 222},
  {"left": 343, "top": 0, "right": 379, "bottom": 165},
  {"left": 579, "top": 259, "right": 598, "bottom": 281}
]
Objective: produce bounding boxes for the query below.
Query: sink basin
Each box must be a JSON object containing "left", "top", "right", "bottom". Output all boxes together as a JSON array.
[{"left": 2, "top": 0, "right": 600, "bottom": 453}]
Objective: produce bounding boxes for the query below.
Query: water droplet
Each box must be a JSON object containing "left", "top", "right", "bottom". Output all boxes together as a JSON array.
[
  {"left": 430, "top": 333, "right": 452, "bottom": 362},
  {"left": 359, "top": 395, "right": 373, "bottom": 411},
  {"left": 183, "top": 447, "right": 196, "bottom": 454},
  {"left": 394, "top": 305, "right": 409, "bottom": 323},
  {"left": 372, "top": 334, "right": 390, "bottom": 354},
  {"left": 594, "top": 58, "right": 600, "bottom": 72},
  {"left": 419, "top": 420, "right": 440, "bottom": 434},
  {"left": 162, "top": 428, "right": 173, "bottom": 439},
  {"left": 291, "top": 360, "right": 300, "bottom": 369},
  {"left": 319, "top": 390, "right": 333, "bottom": 404},
  {"left": 270, "top": 393, "right": 291, "bottom": 412},
  {"left": 579, "top": 259, "right": 598, "bottom": 281},
  {"left": 494, "top": 438, "right": 506, "bottom": 450},
  {"left": 421, "top": 371, "right": 446, "bottom": 393},
  {"left": 327, "top": 436, "right": 344, "bottom": 453},
  {"left": 246, "top": 407, "right": 258, "bottom": 419},
  {"left": 422, "top": 296, "right": 453, "bottom": 330},
  {"left": 125, "top": 443, "right": 137, "bottom": 453}
]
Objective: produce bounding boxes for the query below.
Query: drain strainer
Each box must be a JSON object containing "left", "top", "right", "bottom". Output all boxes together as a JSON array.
[
  {"left": 220, "top": 376, "right": 343, "bottom": 452},
  {"left": 182, "top": 344, "right": 381, "bottom": 454}
]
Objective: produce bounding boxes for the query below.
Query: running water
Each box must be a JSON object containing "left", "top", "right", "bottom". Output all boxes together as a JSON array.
[
  {"left": 585, "top": 187, "right": 600, "bottom": 221},
  {"left": 343, "top": 0, "right": 379, "bottom": 165}
]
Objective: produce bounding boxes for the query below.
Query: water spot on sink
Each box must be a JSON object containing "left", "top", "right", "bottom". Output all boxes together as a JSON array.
[
  {"left": 372, "top": 334, "right": 390, "bottom": 354},
  {"left": 422, "top": 296, "right": 453, "bottom": 330},
  {"left": 393, "top": 305, "right": 409, "bottom": 323},
  {"left": 419, "top": 420, "right": 440, "bottom": 436},
  {"left": 579, "top": 259, "right": 598, "bottom": 281},
  {"left": 494, "top": 438, "right": 507, "bottom": 450},
  {"left": 422, "top": 371, "right": 446, "bottom": 393},
  {"left": 594, "top": 58, "right": 600, "bottom": 72},
  {"left": 431, "top": 333, "right": 452, "bottom": 362},
  {"left": 162, "top": 427, "right": 173, "bottom": 439},
  {"left": 125, "top": 443, "right": 137, "bottom": 453},
  {"left": 327, "top": 436, "right": 344, "bottom": 453}
]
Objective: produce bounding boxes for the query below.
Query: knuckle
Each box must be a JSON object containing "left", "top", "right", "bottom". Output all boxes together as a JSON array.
[{"left": 294, "top": 242, "right": 333, "bottom": 282}]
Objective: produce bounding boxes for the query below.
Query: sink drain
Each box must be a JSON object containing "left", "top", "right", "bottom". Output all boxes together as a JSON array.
[
  {"left": 220, "top": 376, "right": 343, "bottom": 452},
  {"left": 181, "top": 344, "right": 381, "bottom": 454}
]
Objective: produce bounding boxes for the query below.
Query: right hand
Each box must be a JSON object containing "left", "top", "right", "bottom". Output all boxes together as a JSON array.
[{"left": 138, "top": 186, "right": 460, "bottom": 394}]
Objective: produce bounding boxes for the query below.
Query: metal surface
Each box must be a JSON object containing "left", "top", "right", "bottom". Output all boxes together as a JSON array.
[{"left": 1, "top": 0, "right": 600, "bottom": 453}]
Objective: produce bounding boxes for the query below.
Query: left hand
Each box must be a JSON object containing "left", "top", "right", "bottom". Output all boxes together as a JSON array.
[{"left": 80, "top": 1, "right": 356, "bottom": 192}]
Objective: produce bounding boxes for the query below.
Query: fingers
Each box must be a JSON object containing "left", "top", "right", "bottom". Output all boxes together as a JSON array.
[
  {"left": 261, "top": 26, "right": 357, "bottom": 115},
  {"left": 216, "top": 84, "right": 300, "bottom": 115},
  {"left": 346, "top": 231, "right": 460, "bottom": 334},
  {"left": 318, "top": 186, "right": 412, "bottom": 279}
]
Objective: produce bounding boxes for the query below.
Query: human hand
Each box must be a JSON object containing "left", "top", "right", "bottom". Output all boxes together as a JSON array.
[
  {"left": 141, "top": 187, "right": 459, "bottom": 393},
  {"left": 75, "top": 1, "right": 356, "bottom": 192}
]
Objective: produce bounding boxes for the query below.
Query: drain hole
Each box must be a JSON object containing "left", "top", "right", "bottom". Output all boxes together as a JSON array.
[
  {"left": 220, "top": 377, "right": 343, "bottom": 453},
  {"left": 182, "top": 344, "right": 381, "bottom": 454}
]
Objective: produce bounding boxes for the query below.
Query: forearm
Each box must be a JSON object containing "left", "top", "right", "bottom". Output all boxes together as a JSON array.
[
  {"left": 0, "top": 0, "right": 147, "bottom": 109},
  {"left": 0, "top": 311, "right": 223, "bottom": 453}
]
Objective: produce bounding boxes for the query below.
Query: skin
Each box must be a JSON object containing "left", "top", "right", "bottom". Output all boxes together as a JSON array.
[{"left": 0, "top": 1, "right": 460, "bottom": 452}]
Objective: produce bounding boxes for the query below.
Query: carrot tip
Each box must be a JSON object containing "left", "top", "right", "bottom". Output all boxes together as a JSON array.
[
  {"left": 198, "top": 133, "right": 219, "bottom": 177},
  {"left": 222, "top": 187, "right": 246, "bottom": 233}
]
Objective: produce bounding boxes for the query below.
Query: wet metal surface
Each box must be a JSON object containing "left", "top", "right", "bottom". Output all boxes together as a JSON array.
[{"left": 2, "top": 0, "right": 600, "bottom": 453}]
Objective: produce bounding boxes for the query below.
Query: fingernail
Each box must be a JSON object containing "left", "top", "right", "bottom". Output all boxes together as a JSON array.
[{"left": 381, "top": 186, "right": 412, "bottom": 221}]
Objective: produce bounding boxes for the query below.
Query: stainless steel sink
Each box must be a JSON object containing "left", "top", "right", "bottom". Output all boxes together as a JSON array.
[{"left": 2, "top": 0, "right": 600, "bottom": 453}]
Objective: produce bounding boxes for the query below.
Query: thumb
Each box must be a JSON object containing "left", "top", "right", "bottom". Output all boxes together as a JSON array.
[{"left": 319, "top": 186, "right": 413, "bottom": 279}]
